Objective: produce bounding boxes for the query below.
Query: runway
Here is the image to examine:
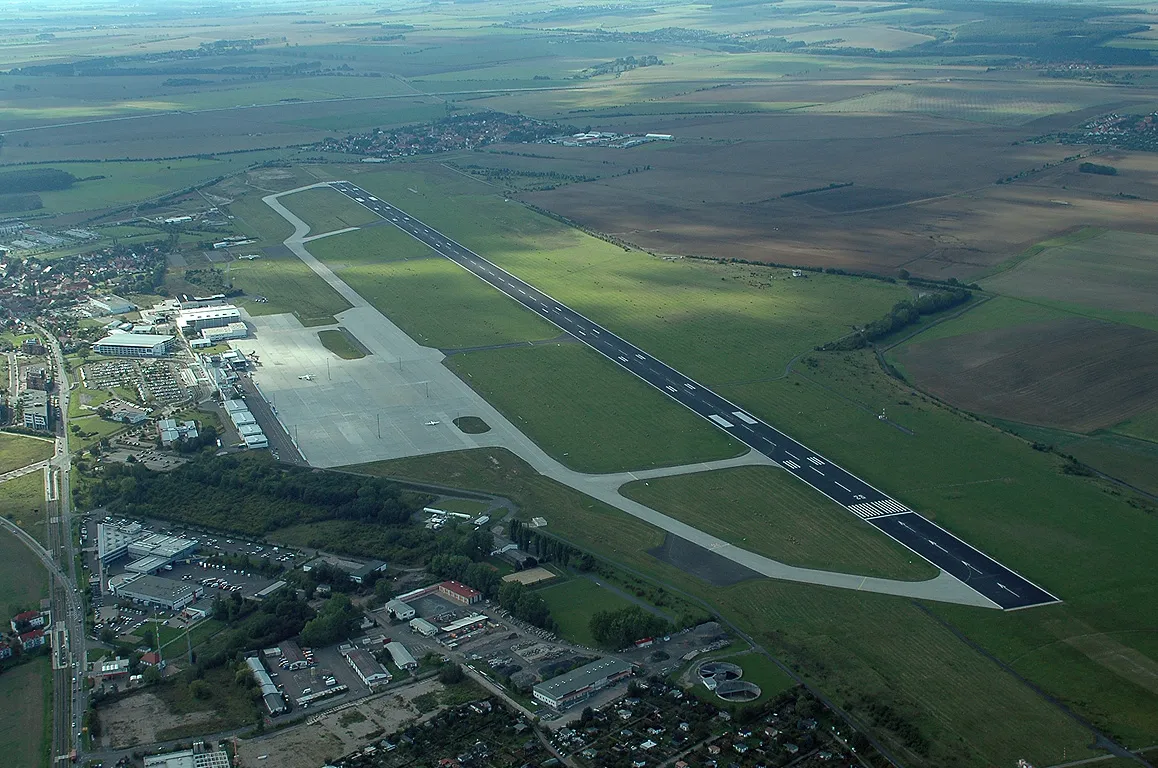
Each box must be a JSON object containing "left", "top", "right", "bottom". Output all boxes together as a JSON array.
[{"left": 329, "top": 180, "right": 1058, "bottom": 611}]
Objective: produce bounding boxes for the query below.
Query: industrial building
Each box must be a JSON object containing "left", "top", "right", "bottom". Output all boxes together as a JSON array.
[
  {"left": 410, "top": 617, "right": 438, "bottom": 637},
  {"left": 97, "top": 522, "right": 198, "bottom": 565},
  {"left": 111, "top": 574, "right": 203, "bottom": 611},
  {"left": 176, "top": 305, "right": 241, "bottom": 335},
  {"left": 157, "top": 418, "right": 198, "bottom": 446},
  {"left": 386, "top": 599, "right": 415, "bottom": 622},
  {"left": 386, "top": 641, "right": 418, "bottom": 671},
  {"left": 439, "top": 580, "right": 482, "bottom": 605},
  {"left": 90, "top": 295, "right": 134, "bottom": 315},
  {"left": 93, "top": 333, "right": 175, "bottom": 358},
  {"left": 532, "top": 657, "right": 633, "bottom": 710},
  {"left": 244, "top": 656, "right": 287, "bottom": 715},
  {"left": 440, "top": 614, "right": 488, "bottom": 637},
  {"left": 20, "top": 389, "right": 50, "bottom": 431},
  {"left": 201, "top": 322, "right": 248, "bottom": 344},
  {"left": 341, "top": 646, "right": 391, "bottom": 688},
  {"left": 143, "top": 744, "right": 231, "bottom": 768},
  {"left": 302, "top": 555, "right": 388, "bottom": 585}
]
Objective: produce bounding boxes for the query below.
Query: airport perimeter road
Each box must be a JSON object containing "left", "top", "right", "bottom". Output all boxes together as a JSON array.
[{"left": 330, "top": 181, "right": 1058, "bottom": 611}]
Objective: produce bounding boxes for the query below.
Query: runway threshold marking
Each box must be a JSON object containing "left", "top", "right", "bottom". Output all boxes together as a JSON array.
[{"left": 708, "top": 414, "right": 734, "bottom": 428}]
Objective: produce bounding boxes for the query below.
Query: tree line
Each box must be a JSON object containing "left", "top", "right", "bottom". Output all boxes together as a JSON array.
[{"left": 820, "top": 289, "right": 973, "bottom": 351}]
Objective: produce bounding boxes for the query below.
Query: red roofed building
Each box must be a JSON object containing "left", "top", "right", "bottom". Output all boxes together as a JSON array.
[
  {"left": 10, "top": 610, "right": 45, "bottom": 633},
  {"left": 19, "top": 629, "right": 46, "bottom": 650},
  {"left": 141, "top": 651, "right": 162, "bottom": 666},
  {"left": 438, "top": 580, "right": 481, "bottom": 606}
]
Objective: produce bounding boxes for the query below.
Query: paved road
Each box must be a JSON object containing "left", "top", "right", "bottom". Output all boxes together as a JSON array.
[{"left": 328, "top": 181, "right": 1058, "bottom": 611}]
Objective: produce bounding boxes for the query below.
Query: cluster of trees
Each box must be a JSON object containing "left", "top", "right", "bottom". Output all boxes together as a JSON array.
[
  {"left": 1079, "top": 162, "right": 1118, "bottom": 176},
  {"left": 200, "top": 589, "right": 313, "bottom": 670},
  {"left": 589, "top": 606, "right": 671, "bottom": 650},
  {"left": 820, "top": 289, "right": 972, "bottom": 351},
  {"left": 780, "top": 181, "right": 853, "bottom": 198},
  {"left": 83, "top": 453, "right": 429, "bottom": 535},
  {"left": 300, "top": 594, "right": 361, "bottom": 648},
  {"left": 497, "top": 581, "right": 553, "bottom": 629},
  {"left": 578, "top": 55, "right": 663, "bottom": 79},
  {"left": 0, "top": 167, "right": 77, "bottom": 193},
  {"left": 0, "top": 193, "right": 43, "bottom": 213}
]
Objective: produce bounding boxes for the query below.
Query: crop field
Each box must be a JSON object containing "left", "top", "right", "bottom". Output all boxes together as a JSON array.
[
  {"left": 0, "top": 472, "right": 49, "bottom": 546},
  {"left": 803, "top": 81, "right": 1114, "bottom": 125},
  {"left": 894, "top": 317, "right": 1158, "bottom": 433},
  {"left": 982, "top": 229, "right": 1158, "bottom": 321},
  {"left": 1114, "top": 405, "right": 1158, "bottom": 443},
  {"left": 538, "top": 577, "right": 637, "bottom": 647},
  {"left": 305, "top": 224, "right": 559, "bottom": 348},
  {"left": 0, "top": 528, "right": 49, "bottom": 628},
  {"left": 620, "top": 466, "right": 935, "bottom": 581},
  {"left": 347, "top": 164, "right": 908, "bottom": 381},
  {"left": 445, "top": 344, "right": 745, "bottom": 473},
  {"left": 279, "top": 186, "right": 381, "bottom": 234},
  {"left": 0, "top": 433, "right": 53, "bottom": 475},
  {"left": 0, "top": 656, "right": 49, "bottom": 768}
]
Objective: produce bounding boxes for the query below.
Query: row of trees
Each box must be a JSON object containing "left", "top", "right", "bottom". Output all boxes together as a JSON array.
[
  {"left": 509, "top": 519, "right": 596, "bottom": 571},
  {"left": 821, "top": 289, "right": 972, "bottom": 351}
]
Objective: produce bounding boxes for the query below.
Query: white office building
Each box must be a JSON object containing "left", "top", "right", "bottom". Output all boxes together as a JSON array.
[{"left": 93, "top": 333, "right": 175, "bottom": 358}]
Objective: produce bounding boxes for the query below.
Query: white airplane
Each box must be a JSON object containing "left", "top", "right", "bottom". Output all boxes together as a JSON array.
[
  {"left": 298, "top": 374, "right": 314, "bottom": 381},
  {"left": 424, "top": 420, "right": 441, "bottom": 426}
]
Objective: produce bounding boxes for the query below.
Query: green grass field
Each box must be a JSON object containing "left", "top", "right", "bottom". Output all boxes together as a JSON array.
[
  {"left": 350, "top": 165, "right": 908, "bottom": 383},
  {"left": 306, "top": 225, "right": 559, "bottom": 348},
  {"left": 228, "top": 193, "right": 297, "bottom": 246},
  {"left": 538, "top": 577, "right": 637, "bottom": 647},
  {"left": 279, "top": 186, "right": 380, "bottom": 234},
  {"left": 620, "top": 466, "right": 935, "bottom": 580},
  {"left": 0, "top": 527, "right": 49, "bottom": 628},
  {"left": 227, "top": 246, "right": 352, "bottom": 326},
  {"left": 317, "top": 329, "right": 366, "bottom": 360},
  {"left": 0, "top": 656, "right": 50, "bottom": 768},
  {"left": 0, "top": 433, "right": 53, "bottom": 475},
  {"left": 446, "top": 343, "right": 745, "bottom": 473},
  {"left": 1113, "top": 405, "right": 1158, "bottom": 443},
  {"left": 0, "top": 472, "right": 48, "bottom": 545}
]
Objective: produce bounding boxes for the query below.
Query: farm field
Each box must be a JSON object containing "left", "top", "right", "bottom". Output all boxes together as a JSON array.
[
  {"left": 348, "top": 164, "right": 909, "bottom": 381},
  {"left": 620, "top": 466, "right": 935, "bottom": 581},
  {"left": 0, "top": 656, "right": 50, "bottom": 768},
  {"left": 445, "top": 343, "right": 745, "bottom": 473},
  {"left": 981, "top": 229, "right": 1158, "bottom": 321},
  {"left": 0, "top": 433, "right": 53, "bottom": 475},
  {"left": 893, "top": 316, "right": 1158, "bottom": 433},
  {"left": 305, "top": 224, "right": 559, "bottom": 348},
  {"left": 278, "top": 186, "right": 380, "bottom": 235},
  {"left": 348, "top": 448, "right": 1115, "bottom": 767},
  {"left": 0, "top": 472, "right": 49, "bottom": 546},
  {"left": 538, "top": 577, "right": 637, "bottom": 648},
  {"left": 0, "top": 527, "right": 49, "bottom": 628}
]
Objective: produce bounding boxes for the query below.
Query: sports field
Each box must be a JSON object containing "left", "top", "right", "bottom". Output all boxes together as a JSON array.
[
  {"left": 0, "top": 433, "right": 53, "bottom": 475},
  {"left": 446, "top": 344, "right": 745, "bottom": 473},
  {"left": 620, "top": 466, "right": 935, "bottom": 580},
  {"left": 538, "top": 577, "right": 637, "bottom": 648},
  {"left": 0, "top": 656, "right": 50, "bottom": 768}
]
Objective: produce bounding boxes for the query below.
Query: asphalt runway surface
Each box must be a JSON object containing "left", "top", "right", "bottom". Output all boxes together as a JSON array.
[{"left": 329, "top": 180, "right": 1058, "bottom": 611}]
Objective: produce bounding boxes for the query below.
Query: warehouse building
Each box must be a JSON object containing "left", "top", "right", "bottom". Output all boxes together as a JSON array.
[
  {"left": 90, "top": 295, "right": 135, "bottom": 315},
  {"left": 177, "top": 305, "right": 241, "bottom": 335},
  {"left": 438, "top": 580, "right": 481, "bottom": 605},
  {"left": 533, "top": 657, "right": 633, "bottom": 710},
  {"left": 144, "top": 744, "right": 231, "bottom": 768},
  {"left": 93, "top": 333, "right": 175, "bottom": 358},
  {"left": 386, "top": 599, "right": 415, "bottom": 622},
  {"left": 440, "top": 614, "right": 488, "bottom": 637},
  {"left": 386, "top": 641, "right": 418, "bottom": 671},
  {"left": 111, "top": 574, "right": 203, "bottom": 611},
  {"left": 410, "top": 617, "right": 438, "bottom": 637},
  {"left": 244, "top": 656, "right": 287, "bottom": 716},
  {"left": 341, "top": 647, "right": 391, "bottom": 688},
  {"left": 201, "top": 322, "right": 248, "bottom": 344}
]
